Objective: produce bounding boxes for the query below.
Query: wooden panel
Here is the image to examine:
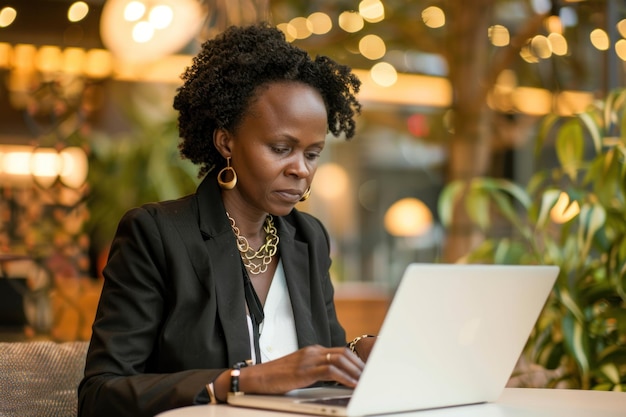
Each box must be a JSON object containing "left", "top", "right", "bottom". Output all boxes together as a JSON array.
[{"left": 334, "top": 283, "right": 390, "bottom": 339}]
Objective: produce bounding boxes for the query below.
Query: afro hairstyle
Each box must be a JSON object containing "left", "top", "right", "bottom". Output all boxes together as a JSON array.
[{"left": 173, "top": 22, "right": 361, "bottom": 178}]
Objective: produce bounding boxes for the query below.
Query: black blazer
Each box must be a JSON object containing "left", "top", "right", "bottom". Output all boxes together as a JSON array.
[{"left": 78, "top": 173, "right": 346, "bottom": 417}]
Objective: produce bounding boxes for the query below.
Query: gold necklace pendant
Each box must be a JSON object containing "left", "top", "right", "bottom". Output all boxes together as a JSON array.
[{"left": 227, "top": 212, "right": 279, "bottom": 275}]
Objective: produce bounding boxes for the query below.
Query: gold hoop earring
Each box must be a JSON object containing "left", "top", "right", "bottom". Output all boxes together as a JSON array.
[
  {"left": 217, "top": 157, "right": 237, "bottom": 190},
  {"left": 300, "top": 187, "right": 311, "bottom": 202}
]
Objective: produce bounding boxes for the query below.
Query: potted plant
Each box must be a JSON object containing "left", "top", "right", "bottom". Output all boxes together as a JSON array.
[{"left": 438, "top": 89, "right": 626, "bottom": 390}]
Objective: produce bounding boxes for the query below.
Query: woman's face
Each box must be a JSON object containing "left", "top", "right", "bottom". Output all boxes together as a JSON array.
[{"left": 225, "top": 81, "right": 328, "bottom": 217}]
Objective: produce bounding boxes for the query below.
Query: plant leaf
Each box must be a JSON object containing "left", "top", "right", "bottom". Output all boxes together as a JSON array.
[
  {"left": 437, "top": 180, "right": 466, "bottom": 228},
  {"left": 599, "top": 364, "right": 620, "bottom": 385},
  {"left": 562, "top": 313, "right": 591, "bottom": 382},
  {"left": 577, "top": 203, "right": 607, "bottom": 259},
  {"left": 535, "top": 113, "right": 560, "bottom": 157},
  {"left": 537, "top": 189, "right": 561, "bottom": 229},
  {"left": 578, "top": 111, "right": 602, "bottom": 154},
  {"left": 557, "top": 287, "right": 585, "bottom": 323},
  {"left": 464, "top": 187, "right": 490, "bottom": 230},
  {"left": 556, "top": 119, "right": 585, "bottom": 180}
]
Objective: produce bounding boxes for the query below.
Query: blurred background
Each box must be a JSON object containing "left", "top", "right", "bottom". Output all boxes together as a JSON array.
[{"left": 0, "top": 1, "right": 624, "bottom": 384}]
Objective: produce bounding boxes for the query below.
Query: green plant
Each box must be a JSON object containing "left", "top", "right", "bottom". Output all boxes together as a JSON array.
[
  {"left": 85, "top": 84, "right": 199, "bottom": 257},
  {"left": 438, "top": 89, "right": 626, "bottom": 391}
]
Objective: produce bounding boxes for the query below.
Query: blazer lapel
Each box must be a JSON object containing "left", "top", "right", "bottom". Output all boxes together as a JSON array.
[
  {"left": 169, "top": 174, "right": 252, "bottom": 364},
  {"left": 276, "top": 216, "right": 317, "bottom": 348}
]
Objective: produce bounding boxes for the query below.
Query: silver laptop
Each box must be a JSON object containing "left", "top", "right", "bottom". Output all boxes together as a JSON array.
[{"left": 227, "top": 263, "right": 559, "bottom": 416}]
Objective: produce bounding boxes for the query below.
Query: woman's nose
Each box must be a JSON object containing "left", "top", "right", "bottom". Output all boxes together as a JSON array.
[{"left": 286, "top": 153, "right": 311, "bottom": 178}]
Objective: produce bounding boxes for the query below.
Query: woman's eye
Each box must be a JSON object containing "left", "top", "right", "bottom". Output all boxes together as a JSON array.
[
  {"left": 272, "top": 146, "right": 290, "bottom": 154},
  {"left": 306, "top": 152, "right": 321, "bottom": 160}
]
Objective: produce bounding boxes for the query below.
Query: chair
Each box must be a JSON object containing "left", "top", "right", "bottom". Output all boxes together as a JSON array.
[{"left": 0, "top": 340, "right": 88, "bottom": 417}]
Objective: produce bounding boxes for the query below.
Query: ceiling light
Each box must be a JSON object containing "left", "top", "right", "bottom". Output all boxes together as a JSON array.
[{"left": 100, "top": 0, "right": 205, "bottom": 63}]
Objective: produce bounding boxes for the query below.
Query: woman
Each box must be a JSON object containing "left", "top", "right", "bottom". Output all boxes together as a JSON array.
[{"left": 78, "top": 23, "right": 373, "bottom": 417}]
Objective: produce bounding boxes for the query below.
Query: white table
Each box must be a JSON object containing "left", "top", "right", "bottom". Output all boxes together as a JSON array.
[{"left": 156, "top": 388, "right": 626, "bottom": 417}]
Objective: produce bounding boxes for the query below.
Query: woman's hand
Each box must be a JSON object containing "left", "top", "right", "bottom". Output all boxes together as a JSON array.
[{"left": 214, "top": 345, "right": 364, "bottom": 401}]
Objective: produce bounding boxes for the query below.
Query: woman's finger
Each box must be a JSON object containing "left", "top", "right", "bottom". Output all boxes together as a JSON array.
[{"left": 323, "top": 348, "right": 364, "bottom": 386}]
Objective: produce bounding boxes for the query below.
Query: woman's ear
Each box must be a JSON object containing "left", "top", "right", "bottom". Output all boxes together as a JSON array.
[{"left": 213, "top": 128, "right": 232, "bottom": 158}]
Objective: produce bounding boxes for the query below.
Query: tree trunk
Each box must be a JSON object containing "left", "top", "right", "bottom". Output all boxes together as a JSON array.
[{"left": 443, "top": 0, "right": 496, "bottom": 262}]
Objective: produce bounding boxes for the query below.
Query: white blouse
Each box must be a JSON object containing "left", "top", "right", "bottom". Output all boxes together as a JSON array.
[{"left": 246, "top": 259, "right": 298, "bottom": 363}]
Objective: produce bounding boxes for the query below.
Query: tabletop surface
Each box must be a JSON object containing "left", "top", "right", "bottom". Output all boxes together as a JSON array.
[{"left": 156, "top": 387, "right": 626, "bottom": 417}]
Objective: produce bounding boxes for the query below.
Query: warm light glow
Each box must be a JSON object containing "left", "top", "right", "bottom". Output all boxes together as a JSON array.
[
  {"left": 384, "top": 198, "right": 433, "bottom": 237},
  {"left": 488, "top": 69, "right": 517, "bottom": 112},
  {"left": 353, "top": 69, "right": 451, "bottom": 107},
  {"left": 491, "top": 85, "right": 594, "bottom": 116},
  {"left": 550, "top": 192, "right": 580, "bottom": 224},
  {"left": 113, "top": 54, "right": 194, "bottom": 83},
  {"left": 548, "top": 33, "right": 568, "bottom": 56},
  {"left": 422, "top": 6, "right": 445, "bottom": 29},
  {"left": 512, "top": 87, "right": 552, "bottom": 115},
  {"left": 288, "top": 16, "right": 312, "bottom": 40},
  {"left": 0, "top": 145, "right": 88, "bottom": 188},
  {"left": 545, "top": 15, "right": 563, "bottom": 34},
  {"left": 359, "top": 34, "right": 386, "bottom": 60},
  {"left": 0, "top": 7, "right": 17, "bottom": 28},
  {"left": 277, "top": 23, "right": 296, "bottom": 42},
  {"left": 555, "top": 90, "right": 594, "bottom": 115},
  {"left": 496, "top": 69, "right": 517, "bottom": 91},
  {"left": 124, "top": 1, "right": 146, "bottom": 21},
  {"left": 616, "top": 39, "right": 626, "bottom": 61},
  {"left": 590, "top": 28, "right": 610, "bottom": 51},
  {"left": 0, "top": 42, "right": 11, "bottom": 68},
  {"left": 618, "top": 19, "right": 626, "bottom": 38},
  {"left": 60, "top": 147, "right": 89, "bottom": 188},
  {"left": 488, "top": 87, "right": 514, "bottom": 112},
  {"left": 84, "top": 49, "right": 114, "bottom": 78},
  {"left": 314, "top": 163, "right": 350, "bottom": 201},
  {"left": 2, "top": 148, "right": 32, "bottom": 175},
  {"left": 31, "top": 148, "right": 62, "bottom": 188},
  {"left": 101, "top": 0, "right": 204, "bottom": 63},
  {"left": 68, "top": 2, "right": 89, "bottom": 22},
  {"left": 149, "top": 5, "right": 174, "bottom": 29},
  {"left": 359, "top": 0, "right": 384, "bottom": 23},
  {"left": 489, "top": 25, "right": 510, "bottom": 47},
  {"left": 13, "top": 44, "right": 37, "bottom": 70},
  {"left": 132, "top": 21, "right": 155, "bottom": 43},
  {"left": 36, "top": 46, "right": 63, "bottom": 73},
  {"left": 338, "top": 11, "right": 364, "bottom": 33},
  {"left": 370, "top": 62, "right": 397, "bottom": 87},
  {"left": 307, "top": 12, "right": 332, "bottom": 35},
  {"left": 531, "top": 35, "right": 552, "bottom": 59},
  {"left": 520, "top": 45, "right": 539, "bottom": 63},
  {"left": 63, "top": 47, "right": 86, "bottom": 74}
]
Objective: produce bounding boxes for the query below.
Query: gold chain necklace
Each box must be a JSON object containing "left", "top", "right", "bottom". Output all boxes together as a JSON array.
[{"left": 227, "top": 212, "right": 279, "bottom": 275}]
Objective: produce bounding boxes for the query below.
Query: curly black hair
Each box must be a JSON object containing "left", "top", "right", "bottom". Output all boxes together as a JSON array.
[{"left": 173, "top": 22, "right": 362, "bottom": 178}]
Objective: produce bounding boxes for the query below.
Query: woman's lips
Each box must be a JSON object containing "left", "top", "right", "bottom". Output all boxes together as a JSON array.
[{"left": 275, "top": 189, "right": 304, "bottom": 203}]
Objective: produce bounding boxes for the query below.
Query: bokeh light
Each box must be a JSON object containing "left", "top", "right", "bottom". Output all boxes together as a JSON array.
[
  {"left": 590, "top": 28, "right": 609, "bottom": 51},
  {"left": 422, "top": 6, "right": 445, "bottom": 29},
  {"left": 339, "top": 11, "right": 364, "bottom": 33},
  {"left": 384, "top": 198, "right": 433, "bottom": 237},
  {"left": 68, "top": 2, "right": 89, "bottom": 22},
  {"left": 370, "top": 62, "right": 397, "bottom": 87},
  {"left": 359, "top": 34, "right": 386, "bottom": 60},
  {"left": 489, "top": 25, "right": 510, "bottom": 47}
]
